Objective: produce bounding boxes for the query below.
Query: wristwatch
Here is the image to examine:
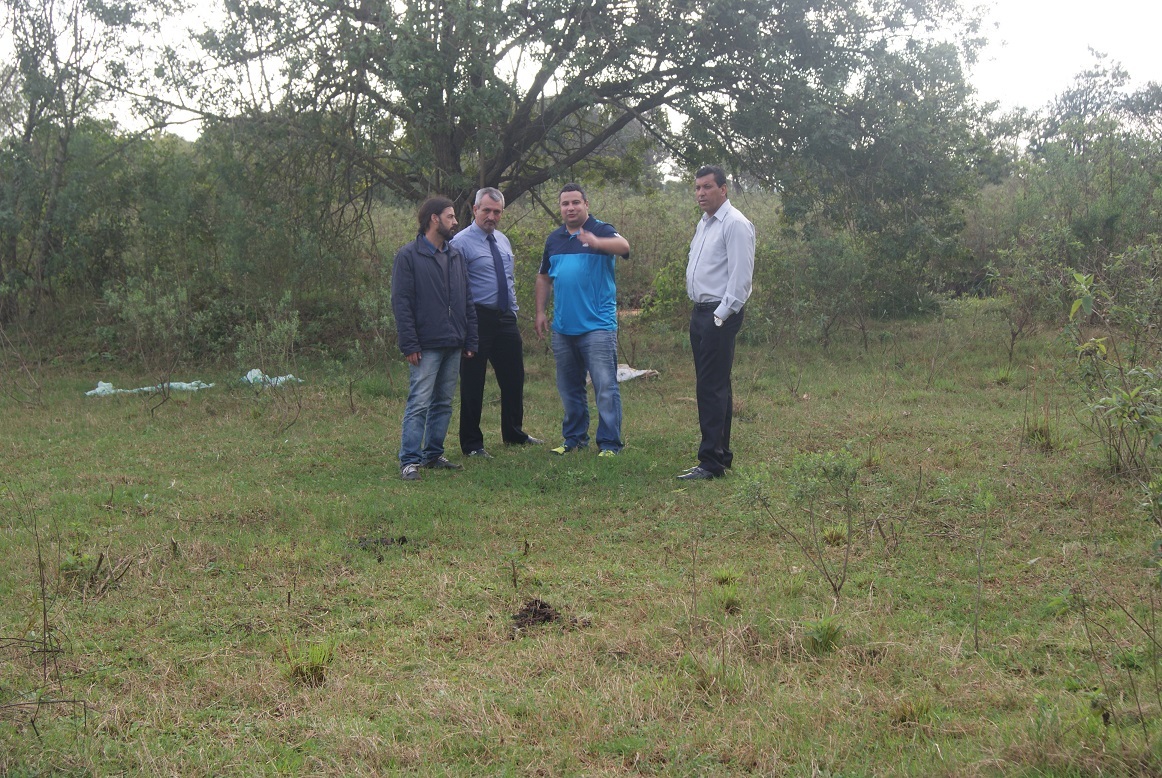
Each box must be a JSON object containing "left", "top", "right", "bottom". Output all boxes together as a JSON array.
[{"left": 713, "top": 315, "right": 724, "bottom": 327}]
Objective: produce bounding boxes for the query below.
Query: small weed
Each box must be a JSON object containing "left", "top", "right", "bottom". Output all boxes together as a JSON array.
[
  {"left": 783, "top": 570, "right": 808, "bottom": 596},
  {"left": 1113, "top": 647, "right": 1146, "bottom": 672},
  {"left": 712, "top": 567, "right": 740, "bottom": 586},
  {"left": 1151, "top": 538, "right": 1162, "bottom": 585},
  {"left": 1030, "top": 695, "right": 1062, "bottom": 746},
  {"left": 1023, "top": 421, "right": 1057, "bottom": 454},
  {"left": 560, "top": 469, "right": 593, "bottom": 488},
  {"left": 1141, "top": 478, "right": 1162, "bottom": 527},
  {"left": 1022, "top": 372, "right": 1060, "bottom": 454},
  {"left": 57, "top": 549, "right": 132, "bottom": 596},
  {"left": 593, "top": 734, "right": 649, "bottom": 758},
  {"left": 711, "top": 583, "right": 743, "bottom": 615},
  {"left": 1062, "top": 676, "right": 1094, "bottom": 693},
  {"left": 279, "top": 638, "right": 337, "bottom": 688},
  {"left": 58, "top": 551, "right": 99, "bottom": 584},
  {"left": 802, "top": 615, "right": 844, "bottom": 655},
  {"left": 1041, "top": 589, "right": 1074, "bottom": 619},
  {"left": 1083, "top": 691, "right": 1112, "bottom": 726},
  {"left": 1054, "top": 488, "right": 1079, "bottom": 508},
  {"left": 677, "top": 650, "right": 742, "bottom": 695},
  {"left": 889, "top": 696, "right": 932, "bottom": 726},
  {"left": 822, "top": 525, "right": 847, "bottom": 546},
  {"left": 746, "top": 450, "right": 860, "bottom": 599}
]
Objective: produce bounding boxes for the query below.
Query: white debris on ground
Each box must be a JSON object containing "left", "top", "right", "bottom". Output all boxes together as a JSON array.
[
  {"left": 84, "top": 366, "right": 299, "bottom": 396},
  {"left": 617, "top": 364, "right": 659, "bottom": 382},
  {"left": 85, "top": 380, "right": 215, "bottom": 397},
  {"left": 242, "top": 368, "right": 302, "bottom": 387},
  {"left": 587, "top": 364, "right": 660, "bottom": 385}
]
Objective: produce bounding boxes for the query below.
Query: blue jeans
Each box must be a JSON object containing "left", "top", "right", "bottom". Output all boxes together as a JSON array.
[
  {"left": 399, "top": 346, "right": 461, "bottom": 466},
  {"left": 552, "top": 329, "right": 622, "bottom": 452}
]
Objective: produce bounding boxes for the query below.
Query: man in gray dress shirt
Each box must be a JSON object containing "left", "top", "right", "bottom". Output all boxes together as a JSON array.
[
  {"left": 449, "top": 188, "right": 542, "bottom": 458},
  {"left": 678, "top": 165, "right": 755, "bottom": 481}
]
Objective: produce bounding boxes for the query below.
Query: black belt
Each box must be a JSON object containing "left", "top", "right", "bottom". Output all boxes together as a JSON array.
[
  {"left": 693, "top": 301, "right": 721, "bottom": 312},
  {"left": 475, "top": 304, "right": 513, "bottom": 314}
]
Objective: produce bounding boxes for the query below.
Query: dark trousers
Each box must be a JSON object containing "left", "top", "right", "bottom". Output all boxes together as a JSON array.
[
  {"left": 690, "top": 306, "right": 744, "bottom": 475},
  {"left": 460, "top": 306, "right": 529, "bottom": 452}
]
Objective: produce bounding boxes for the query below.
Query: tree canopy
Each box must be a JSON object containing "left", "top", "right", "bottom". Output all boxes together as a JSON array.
[
  {"left": 180, "top": 0, "right": 985, "bottom": 208},
  {"left": 0, "top": 0, "right": 1027, "bottom": 334}
]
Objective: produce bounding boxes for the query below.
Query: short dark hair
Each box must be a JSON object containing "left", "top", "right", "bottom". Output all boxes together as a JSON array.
[
  {"left": 695, "top": 165, "right": 728, "bottom": 188},
  {"left": 418, "top": 196, "right": 455, "bottom": 232},
  {"left": 559, "top": 182, "right": 587, "bottom": 202}
]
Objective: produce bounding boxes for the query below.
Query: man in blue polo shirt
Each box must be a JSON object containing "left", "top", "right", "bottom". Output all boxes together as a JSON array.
[{"left": 534, "top": 183, "right": 631, "bottom": 456}]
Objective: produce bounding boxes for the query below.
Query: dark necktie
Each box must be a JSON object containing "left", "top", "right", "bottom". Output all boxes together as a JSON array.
[{"left": 486, "top": 233, "right": 510, "bottom": 312}]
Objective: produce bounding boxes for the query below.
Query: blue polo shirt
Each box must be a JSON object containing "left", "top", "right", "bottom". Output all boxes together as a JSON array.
[{"left": 539, "top": 215, "right": 626, "bottom": 335}]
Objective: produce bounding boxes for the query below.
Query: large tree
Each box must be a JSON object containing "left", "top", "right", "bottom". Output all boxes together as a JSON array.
[{"left": 179, "top": 0, "right": 982, "bottom": 208}]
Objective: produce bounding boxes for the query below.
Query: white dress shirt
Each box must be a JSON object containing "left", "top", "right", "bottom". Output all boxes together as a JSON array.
[{"left": 686, "top": 199, "right": 755, "bottom": 321}]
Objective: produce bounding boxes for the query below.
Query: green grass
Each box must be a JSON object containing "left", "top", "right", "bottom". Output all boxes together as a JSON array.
[{"left": 3, "top": 301, "right": 1161, "bottom": 775}]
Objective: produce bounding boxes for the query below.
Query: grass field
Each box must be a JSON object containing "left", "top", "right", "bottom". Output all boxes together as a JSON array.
[{"left": 2, "top": 301, "right": 1160, "bottom": 776}]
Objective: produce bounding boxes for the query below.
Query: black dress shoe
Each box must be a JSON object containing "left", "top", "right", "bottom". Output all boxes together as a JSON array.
[
  {"left": 423, "top": 456, "right": 463, "bottom": 470},
  {"left": 676, "top": 466, "right": 722, "bottom": 481}
]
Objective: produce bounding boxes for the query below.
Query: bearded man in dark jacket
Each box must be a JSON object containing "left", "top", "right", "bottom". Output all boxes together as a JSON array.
[{"left": 391, "top": 196, "right": 478, "bottom": 481}]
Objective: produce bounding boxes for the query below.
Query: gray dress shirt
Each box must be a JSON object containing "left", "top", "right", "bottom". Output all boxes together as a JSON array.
[{"left": 450, "top": 222, "right": 519, "bottom": 312}]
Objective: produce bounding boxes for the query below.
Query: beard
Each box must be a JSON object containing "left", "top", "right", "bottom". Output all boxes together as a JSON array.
[{"left": 437, "top": 223, "right": 456, "bottom": 242}]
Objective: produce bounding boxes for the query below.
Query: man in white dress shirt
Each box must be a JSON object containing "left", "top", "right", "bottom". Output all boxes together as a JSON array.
[{"left": 678, "top": 165, "right": 755, "bottom": 481}]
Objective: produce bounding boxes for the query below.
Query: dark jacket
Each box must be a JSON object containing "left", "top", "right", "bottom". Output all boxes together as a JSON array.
[{"left": 391, "top": 234, "right": 479, "bottom": 356}]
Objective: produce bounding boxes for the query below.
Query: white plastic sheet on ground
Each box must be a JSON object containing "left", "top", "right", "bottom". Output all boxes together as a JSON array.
[
  {"left": 613, "top": 366, "right": 660, "bottom": 385},
  {"left": 616, "top": 364, "right": 659, "bottom": 382},
  {"left": 586, "top": 364, "right": 660, "bottom": 385},
  {"left": 241, "top": 368, "right": 302, "bottom": 387},
  {"left": 85, "top": 380, "right": 214, "bottom": 397}
]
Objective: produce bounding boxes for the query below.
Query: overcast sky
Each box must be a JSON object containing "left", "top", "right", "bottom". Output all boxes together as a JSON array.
[
  {"left": 970, "top": 0, "right": 1162, "bottom": 111},
  {"left": 153, "top": 0, "right": 1162, "bottom": 138}
]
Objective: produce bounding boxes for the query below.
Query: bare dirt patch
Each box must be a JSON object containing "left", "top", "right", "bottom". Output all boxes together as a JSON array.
[{"left": 512, "top": 598, "right": 560, "bottom": 630}]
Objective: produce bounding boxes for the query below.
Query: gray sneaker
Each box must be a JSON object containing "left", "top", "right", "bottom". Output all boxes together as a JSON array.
[
  {"left": 423, "top": 455, "right": 463, "bottom": 470},
  {"left": 467, "top": 449, "right": 494, "bottom": 459},
  {"left": 676, "top": 465, "right": 722, "bottom": 481},
  {"left": 400, "top": 464, "right": 421, "bottom": 481}
]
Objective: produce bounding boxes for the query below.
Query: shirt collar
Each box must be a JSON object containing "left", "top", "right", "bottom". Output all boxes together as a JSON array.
[
  {"left": 701, "top": 199, "right": 735, "bottom": 224},
  {"left": 564, "top": 215, "right": 594, "bottom": 237}
]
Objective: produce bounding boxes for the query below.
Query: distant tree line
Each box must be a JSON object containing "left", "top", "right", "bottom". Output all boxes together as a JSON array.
[{"left": 1, "top": 0, "right": 1161, "bottom": 372}]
